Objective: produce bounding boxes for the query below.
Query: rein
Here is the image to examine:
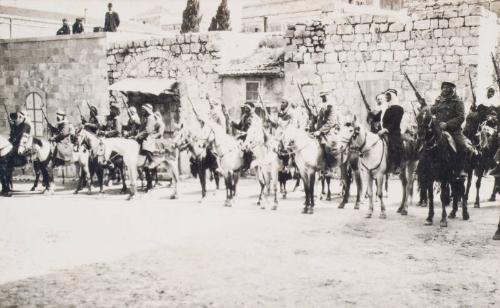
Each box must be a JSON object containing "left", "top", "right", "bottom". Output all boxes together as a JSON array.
[{"left": 352, "top": 131, "right": 385, "bottom": 172}]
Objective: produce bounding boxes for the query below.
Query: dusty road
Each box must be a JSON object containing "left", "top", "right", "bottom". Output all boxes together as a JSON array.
[{"left": 0, "top": 176, "right": 499, "bottom": 307}]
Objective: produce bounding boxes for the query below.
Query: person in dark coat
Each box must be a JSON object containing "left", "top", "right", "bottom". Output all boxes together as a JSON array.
[
  {"left": 378, "top": 89, "right": 404, "bottom": 173},
  {"left": 431, "top": 81, "right": 468, "bottom": 178},
  {"left": 72, "top": 18, "right": 84, "bottom": 34},
  {"left": 313, "top": 90, "right": 337, "bottom": 168},
  {"left": 9, "top": 110, "right": 31, "bottom": 165},
  {"left": 56, "top": 18, "right": 71, "bottom": 35},
  {"left": 104, "top": 3, "right": 120, "bottom": 32},
  {"left": 231, "top": 101, "right": 255, "bottom": 139},
  {"left": 99, "top": 102, "right": 122, "bottom": 138},
  {"left": 123, "top": 106, "right": 142, "bottom": 138},
  {"left": 82, "top": 105, "right": 100, "bottom": 134}
]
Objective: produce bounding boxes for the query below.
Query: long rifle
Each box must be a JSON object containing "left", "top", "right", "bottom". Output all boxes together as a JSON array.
[
  {"left": 257, "top": 92, "right": 271, "bottom": 122},
  {"left": 403, "top": 72, "right": 426, "bottom": 107},
  {"left": 296, "top": 82, "right": 314, "bottom": 120},
  {"left": 492, "top": 53, "right": 500, "bottom": 90},
  {"left": 468, "top": 69, "right": 477, "bottom": 111},
  {"left": 186, "top": 95, "right": 202, "bottom": 123},
  {"left": 357, "top": 82, "right": 371, "bottom": 113},
  {"left": 76, "top": 105, "right": 83, "bottom": 122}
]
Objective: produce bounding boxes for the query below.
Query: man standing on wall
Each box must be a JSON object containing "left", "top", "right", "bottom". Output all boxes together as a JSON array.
[
  {"left": 72, "top": 18, "right": 84, "bottom": 34},
  {"left": 56, "top": 18, "right": 71, "bottom": 35},
  {"left": 104, "top": 3, "right": 120, "bottom": 32}
]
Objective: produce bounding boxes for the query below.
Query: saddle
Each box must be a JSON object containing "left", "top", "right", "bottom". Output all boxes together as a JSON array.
[{"left": 54, "top": 139, "right": 74, "bottom": 162}]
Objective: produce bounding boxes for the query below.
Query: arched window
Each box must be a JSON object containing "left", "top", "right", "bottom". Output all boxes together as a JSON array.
[{"left": 25, "top": 92, "right": 45, "bottom": 137}]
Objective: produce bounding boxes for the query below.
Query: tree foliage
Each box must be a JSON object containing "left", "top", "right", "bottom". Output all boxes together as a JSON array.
[
  {"left": 181, "top": 0, "right": 202, "bottom": 33},
  {"left": 208, "top": 0, "right": 231, "bottom": 31}
]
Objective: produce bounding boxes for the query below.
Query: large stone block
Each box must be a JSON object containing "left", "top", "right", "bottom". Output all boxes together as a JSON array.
[
  {"left": 464, "top": 16, "right": 481, "bottom": 26},
  {"left": 463, "top": 37, "right": 477, "bottom": 47},
  {"left": 442, "top": 28, "right": 456, "bottom": 37},
  {"left": 380, "top": 50, "right": 393, "bottom": 61},
  {"left": 449, "top": 17, "right": 464, "bottom": 28},
  {"left": 355, "top": 24, "right": 370, "bottom": 34},
  {"left": 311, "top": 53, "right": 325, "bottom": 63},
  {"left": 438, "top": 19, "right": 449, "bottom": 28},
  {"left": 414, "top": 20, "right": 430, "bottom": 30},
  {"left": 337, "top": 25, "right": 353, "bottom": 35},
  {"left": 394, "top": 50, "right": 409, "bottom": 61}
]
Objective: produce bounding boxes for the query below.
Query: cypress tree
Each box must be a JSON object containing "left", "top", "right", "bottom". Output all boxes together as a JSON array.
[
  {"left": 181, "top": 0, "right": 201, "bottom": 33},
  {"left": 208, "top": 0, "right": 231, "bottom": 31}
]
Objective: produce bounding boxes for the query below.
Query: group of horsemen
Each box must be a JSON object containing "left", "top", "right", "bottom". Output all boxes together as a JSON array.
[
  {"left": 5, "top": 80, "right": 500, "bottom": 188},
  {"left": 229, "top": 81, "right": 500, "bottom": 182},
  {"left": 7, "top": 100, "right": 167, "bottom": 168}
]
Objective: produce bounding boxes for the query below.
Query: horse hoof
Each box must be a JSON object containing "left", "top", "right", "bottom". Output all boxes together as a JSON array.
[
  {"left": 73, "top": 190, "right": 79, "bottom": 195},
  {"left": 462, "top": 211, "right": 470, "bottom": 221},
  {"left": 282, "top": 194, "right": 287, "bottom": 199},
  {"left": 493, "top": 230, "right": 500, "bottom": 240},
  {"left": 320, "top": 194, "right": 324, "bottom": 201},
  {"left": 308, "top": 208, "right": 314, "bottom": 214},
  {"left": 354, "top": 203, "right": 360, "bottom": 210},
  {"left": 338, "top": 203, "right": 345, "bottom": 209},
  {"left": 302, "top": 207, "right": 308, "bottom": 214},
  {"left": 400, "top": 209, "right": 408, "bottom": 216},
  {"left": 448, "top": 212, "right": 456, "bottom": 219},
  {"left": 260, "top": 206, "right": 266, "bottom": 210},
  {"left": 257, "top": 201, "right": 261, "bottom": 206},
  {"left": 473, "top": 203, "right": 480, "bottom": 208},
  {"left": 396, "top": 206, "right": 403, "bottom": 213},
  {"left": 30, "top": 187, "right": 36, "bottom": 192},
  {"left": 379, "top": 212, "right": 387, "bottom": 219},
  {"left": 440, "top": 220, "right": 448, "bottom": 228},
  {"left": 365, "top": 213, "right": 372, "bottom": 219},
  {"left": 488, "top": 196, "right": 496, "bottom": 202},
  {"left": 271, "top": 205, "right": 278, "bottom": 211},
  {"left": 126, "top": 194, "right": 135, "bottom": 201},
  {"left": 425, "top": 219, "right": 433, "bottom": 226},
  {"left": 326, "top": 196, "right": 332, "bottom": 201},
  {"left": 198, "top": 198, "right": 205, "bottom": 204}
]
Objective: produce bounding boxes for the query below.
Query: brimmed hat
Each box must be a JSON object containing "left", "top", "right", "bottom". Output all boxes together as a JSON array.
[
  {"left": 17, "top": 109, "right": 26, "bottom": 118},
  {"left": 56, "top": 110, "right": 66, "bottom": 117},
  {"left": 385, "top": 89, "right": 398, "bottom": 96},
  {"left": 441, "top": 81, "right": 456, "bottom": 89},
  {"left": 141, "top": 103, "right": 153, "bottom": 114},
  {"left": 319, "top": 90, "right": 330, "bottom": 97}
]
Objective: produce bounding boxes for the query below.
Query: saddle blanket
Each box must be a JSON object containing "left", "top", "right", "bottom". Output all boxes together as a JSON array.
[{"left": 55, "top": 140, "right": 74, "bottom": 162}]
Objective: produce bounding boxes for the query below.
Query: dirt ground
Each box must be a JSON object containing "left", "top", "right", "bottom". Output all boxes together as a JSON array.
[{"left": 0, "top": 176, "right": 499, "bottom": 307}]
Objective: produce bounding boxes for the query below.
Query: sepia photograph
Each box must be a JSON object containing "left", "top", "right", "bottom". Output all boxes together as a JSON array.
[{"left": 0, "top": 0, "right": 499, "bottom": 306}]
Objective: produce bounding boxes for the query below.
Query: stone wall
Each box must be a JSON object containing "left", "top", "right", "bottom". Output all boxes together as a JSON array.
[
  {"left": 284, "top": 0, "right": 499, "bottom": 120},
  {"left": 0, "top": 33, "right": 109, "bottom": 136}
]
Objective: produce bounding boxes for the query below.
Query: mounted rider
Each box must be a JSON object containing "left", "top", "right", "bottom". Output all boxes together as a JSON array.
[
  {"left": 48, "top": 110, "right": 75, "bottom": 163},
  {"left": 231, "top": 101, "right": 255, "bottom": 140},
  {"left": 430, "top": 81, "right": 468, "bottom": 178},
  {"left": 82, "top": 104, "right": 100, "bottom": 134},
  {"left": 8, "top": 109, "right": 32, "bottom": 165},
  {"left": 99, "top": 101, "right": 122, "bottom": 138},
  {"left": 153, "top": 111, "right": 166, "bottom": 139},
  {"left": 312, "top": 89, "right": 337, "bottom": 167},
  {"left": 208, "top": 96, "right": 227, "bottom": 133},
  {"left": 378, "top": 89, "right": 405, "bottom": 174},
  {"left": 367, "top": 93, "right": 386, "bottom": 134},
  {"left": 488, "top": 86, "right": 500, "bottom": 177},
  {"left": 136, "top": 103, "right": 157, "bottom": 165},
  {"left": 464, "top": 85, "right": 498, "bottom": 144},
  {"left": 122, "top": 106, "right": 141, "bottom": 138}
]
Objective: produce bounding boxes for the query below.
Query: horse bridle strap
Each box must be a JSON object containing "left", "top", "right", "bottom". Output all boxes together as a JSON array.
[{"left": 359, "top": 138, "right": 386, "bottom": 172}]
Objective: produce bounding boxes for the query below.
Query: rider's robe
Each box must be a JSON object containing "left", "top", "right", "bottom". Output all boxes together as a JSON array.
[
  {"left": 102, "top": 115, "right": 122, "bottom": 138},
  {"left": 139, "top": 114, "right": 156, "bottom": 153},
  {"left": 49, "top": 122, "right": 74, "bottom": 162},
  {"left": 82, "top": 115, "right": 100, "bottom": 134},
  {"left": 382, "top": 104, "right": 404, "bottom": 169},
  {"left": 9, "top": 121, "right": 31, "bottom": 148}
]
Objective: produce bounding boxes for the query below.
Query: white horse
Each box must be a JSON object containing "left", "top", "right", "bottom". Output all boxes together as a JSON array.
[
  {"left": 242, "top": 117, "right": 280, "bottom": 210},
  {"left": 337, "top": 116, "right": 388, "bottom": 219},
  {"left": 75, "top": 128, "right": 140, "bottom": 200},
  {"left": 205, "top": 119, "right": 244, "bottom": 207}
]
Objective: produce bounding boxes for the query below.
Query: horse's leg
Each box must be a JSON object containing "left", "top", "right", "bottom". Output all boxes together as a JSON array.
[
  {"left": 320, "top": 173, "right": 325, "bottom": 200},
  {"left": 224, "top": 172, "right": 230, "bottom": 207},
  {"left": 257, "top": 180, "right": 265, "bottom": 207},
  {"left": 96, "top": 164, "right": 104, "bottom": 194},
  {"left": 489, "top": 177, "right": 498, "bottom": 202},
  {"left": 460, "top": 178, "right": 469, "bottom": 220},
  {"left": 464, "top": 168, "right": 473, "bottom": 206},
  {"left": 493, "top": 215, "right": 500, "bottom": 240},
  {"left": 377, "top": 172, "right": 386, "bottom": 219},
  {"left": 199, "top": 163, "right": 207, "bottom": 203},
  {"left": 398, "top": 167, "right": 408, "bottom": 215},
  {"left": 425, "top": 180, "right": 435, "bottom": 225},
  {"left": 169, "top": 160, "right": 179, "bottom": 200},
  {"left": 308, "top": 172, "right": 316, "bottom": 214},
  {"left": 301, "top": 173, "right": 309, "bottom": 214},
  {"left": 126, "top": 161, "right": 138, "bottom": 200},
  {"left": 119, "top": 162, "right": 127, "bottom": 194},
  {"left": 449, "top": 178, "right": 461, "bottom": 219},
  {"left": 272, "top": 168, "right": 278, "bottom": 210},
  {"left": 74, "top": 163, "right": 83, "bottom": 194},
  {"left": 31, "top": 162, "right": 40, "bottom": 191},
  {"left": 384, "top": 173, "right": 389, "bottom": 198},
  {"left": 474, "top": 172, "right": 482, "bottom": 208},
  {"left": 407, "top": 162, "right": 416, "bottom": 208},
  {"left": 326, "top": 175, "right": 332, "bottom": 201},
  {"left": 440, "top": 182, "right": 448, "bottom": 227}
]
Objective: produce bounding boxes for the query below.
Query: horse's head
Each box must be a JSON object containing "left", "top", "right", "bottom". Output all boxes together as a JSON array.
[
  {"left": 478, "top": 121, "right": 496, "bottom": 150},
  {"left": 416, "top": 106, "right": 437, "bottom": 148},
  {"left": 17, "top": 133, "right": 33, "bottom": 155},
  {"left": 336, "top": 114, "right": 360, "bottom": 152}
]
